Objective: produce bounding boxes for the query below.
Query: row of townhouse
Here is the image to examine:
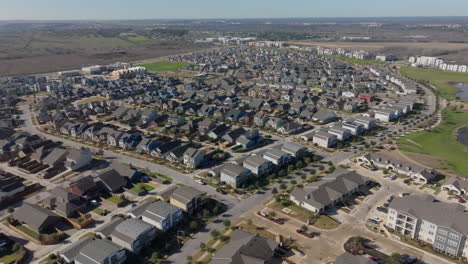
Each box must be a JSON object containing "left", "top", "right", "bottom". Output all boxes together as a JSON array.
[
  {"left": 359, "top": 152, "right": 437, "bottom": 183},
  {"left": 210, "top": 142, "right": 308, "bottom": 188},
  {"left": 373, "top": 99, "right": 415, "bottom": 122},
  {"left": 290, "top": 168, "right": 370, "bottom": 213},
  {"left": 300, "top": 116, "right": 377, "bottom": 148},
  {"left": 409, "top": 56, "right": 468, "bottom": 73}
]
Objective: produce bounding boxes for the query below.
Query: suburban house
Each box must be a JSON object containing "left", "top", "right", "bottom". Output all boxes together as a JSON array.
[
  {"left": 127, "top": 201, "right": 183, "bottom": 232},
  {"left": 290, "top": 169, "right": 369, "bottom": 213},
  {"left": 42, "top": 148, "right": 69, "bottom": 168},
  {"left": 360, "top": 153, "right": 436, "bottom": 183},
  {"left": 59, "top": 237, "right": 127, "bottom": 264},
  {"left": 109, "top": 218, "right": 157, "bottom": 254},
  {"left": 263, "top": 148, "right": 291, "bottom": 166},
  {"left": 13, "top": 203, "right": 62, "bottom": 233},
  {"left": 64, "top": 149, "right": 92, "bottom": 171},
  {"left": 97, "top": 169, "right": 128, "bottom": 193},
  {"left": 388, "top": 195, "right": 468, "bottom": 257},
  {"left": 69, "top": 176, "right": 100, "bottom": 200},
  {"left": 328, "top": 125, "right": 352, "bottom": 141},
  {"left": 220, "top": 163, "right": 253, "bottom": 188},
  {"left": 211, "top": 230, "right": 279, "bottom": 264},
  {"left": 442, "top": 177, "right": 468, "bottom": 196},
  {"left": 313, "top": 131, "right": 338, "bottom": 148},
  {"left": 242, "top": 156, "right": 274, "bottom": 177},
  {"left": 183, "top": 148, "right": 206, "bottom": 169},
  {"left": 312, "top": 109, "right": 336, "bottom": 124},
  {"left": 168, "top": 186, "right": 206, "bottom": 214},
  {"left": 374, "top": 108, "right": 396, "bottom": 122},
  {"left": 43, "top": 187, "right": 87, "bottom": 217},
  {"left": 281, "top": 142, "right": 308, "bottom": 159}
]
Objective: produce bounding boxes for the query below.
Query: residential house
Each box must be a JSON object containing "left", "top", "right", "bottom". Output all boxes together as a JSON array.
[
  {"left": 69, "top": 176, "right": 99, "bottom": 200},
  {"left": 97, "top": 169, "right": 128, "bottom": 193},
  {"left": 242, "top": 156, "right": 274, "bottom": 177},
  {"left": 13, "top": 203, "right": 62, "bottom": 233},
  {"left": 208, "top": 124, "right": 229, "bottom": 140},
  {"left": 313, "top": 131, "right": 338, "bottom": 148},
  {"left": 183, "top": 148, "right": 206, "bottom": 169},
  {"left": 263, "top": 148, "right": 291, "bottom": 166},
  {"left": 211, "top": 230, "right": 279, "bottom": 264},
  {"left": 42, "top": 148, "right": 69, "bottom": 168},
  {"left": 43, "top": 187, "right": 87, "bottom": 217},
  {"left": 442, "top": 178, "right": 468, "bottom": 196},
  {"left": 60, "top": 237, "right": 126, "bottom": 264},
  {"left": 220, "top": 164, "right": 253, "bottom": 188},
  {"left": 281, "top": 142, "right": 307, "bottom": 158},
  {"left": 169, "top": 186, "right": 206, "bottom": 214},
  {"left": 312, "top": 109, "right": 336, "bottom": 124},
  {"left": 0, "top": 172, "right": 26, "bottom": 203},
  {"left": 127, "top": 201, "right": 183, "bottom": 232},
  {"left": 110, "top": 218, "right": 156, "bottom": 254},
  {"left": 64, "top": 149, "right": 92, "bottom": 171}
]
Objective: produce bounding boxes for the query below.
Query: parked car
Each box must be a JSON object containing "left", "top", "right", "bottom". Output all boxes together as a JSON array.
[
  {"left": 458, "top": 198, "right": 466, "bottom": 204},
  {"left": 367, "top": 218, "right": 378, "bottom": 224},
  {"left": 400, "top": 254, "right": 418, "bottom": 264},
  {"left": 216, "top": 188, "right": 227, "bottom": 194},
  {"left": 370, "top": 216, "right": 382, "bottom": 223},
  {"left": 195, "top": 179, "right": 206, "bottom": 185},
  {"left": 377, "top": 207, "right": 388, "bottom": 213}
]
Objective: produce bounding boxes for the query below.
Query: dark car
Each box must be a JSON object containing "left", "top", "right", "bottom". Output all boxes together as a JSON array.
[
  {"left": 377, "top": 207, "right": 388, "bottom": 213},
  {"left": 401, "top": 254, "right": 418, "bottom": 264}
]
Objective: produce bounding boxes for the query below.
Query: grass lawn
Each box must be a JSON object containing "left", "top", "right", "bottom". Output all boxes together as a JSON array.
[
  {"left": 92, "top": 207, "right": 105, "bottom": 215},
  {"left": 126, "top": 36, "right": 154, "bottom": 44},
  {"left": 397, "top": 108, "right": 468, "bottom": 176},
  {"left": 0, "top": 249, "right": 26, "bottom": 264},
  {"left": 138, "top": 61, "right": 191, "bottom": 72},
  {"left": 268, "top": 200, "right": 315, "bottom": 223},
  {"left": 129, "top": 186, "right": 146, "bottom": 195},
  {"left": 137, "top": 183, "right": 155, "bottom": 192},
  {"left": 16, "top": 225, "right": 40, "bottom": 240},
  {"left": 400, "top": 66, "right": 468, "bottom": 101},
  {"left": 237, "top": 219, "right": 276, "bottom": 241},
  {"left": 312, "top": 215, "right": 340, "bottom": 230},
  {"left": 106, "top": 196, "right": 125, "bottom": 204}
]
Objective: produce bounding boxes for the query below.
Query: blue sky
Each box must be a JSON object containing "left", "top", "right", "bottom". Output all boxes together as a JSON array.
[{"left": 0, "top": 0, "right": 466, "bottom": 20}]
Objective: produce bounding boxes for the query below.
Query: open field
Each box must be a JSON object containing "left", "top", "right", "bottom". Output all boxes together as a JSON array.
[
  {"left": 397, "top": 109, "right": 468, "bottom": 176},
  {"left": 400, "top": 66, "right": 468, "bottom": 101},
  {"left": 139, "top": 61, "right": 191, "bottom": 72},
  {"left": 0, "top": 31, "right": 208, "bottom": 76}
]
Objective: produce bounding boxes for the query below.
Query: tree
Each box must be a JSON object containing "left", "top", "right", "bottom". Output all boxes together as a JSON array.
[
  {"left": 383, "top": 169, "right": 389, "bottom": 175},
  {"left": 268, "top": 211, "right": 277, "bottom": 218},
  {"left": 318, "top": 165, "right": 325, "bottom": 171},
  {"left": 280, "top": 183, "right": 287, "bottom": 190},
  {"left": 186, "top": 256, "right": 193, "bottom": 262},
  {"left": 189, "top": 220, "right": 198, "bottom": 230},
  {"left": 309, "top": 169, "right": 316, "bottom": 174},
  {"left": 328, "top": 161, "right": 333, "bottom": 166},
  {"left": 304, "top": 157, "right": 312, "bottom": 165},
  {"left": 151, "top": 252, "right": 159, "bottom": 261},
  {"left": 279, "top": 170, "right": 287, "bottom": 177},
  {"left": 296, "top": 160, "right": 304, "bottom": 168},
  {"left": 313, "top": 155, "right": 321, "bottom": 162},
  {"left": 300, "top": 225, "right": 309, "bottom": 232},
  {"left": 272, "top": 187, "right": 278, "bottom": 195},
  {"left": 200, "top": 242, "right": 206, "bottom": 250},
  {"left": 290, "top": 180, "right": 297, "bottom": 185},
  {"left": 308, "top": 175, "right": 318, "bottom": 182},
  {"left": 223, "top": 219, "right": 231, "bottom": 228},
  {"left": 287, "top": 165, "right": 295, "bottom": 173},
  {"left": 210, "top": 230, "right": 220, "bottom": 238}
]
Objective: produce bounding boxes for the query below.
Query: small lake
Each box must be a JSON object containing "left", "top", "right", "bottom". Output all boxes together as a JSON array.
[
  {"left": 454, "top": 83, "right": 468, "bottom": 100},
  {"left": 457, "top": 126, "right": 468, "bottom": 147}
]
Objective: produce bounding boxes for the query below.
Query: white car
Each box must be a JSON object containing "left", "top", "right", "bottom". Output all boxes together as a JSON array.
[
  {"left": 195, "top": 179, "right": 206, "bottom": 185},
  {"left": 371, "top": 216, "right": 382, "bottom": 223}
]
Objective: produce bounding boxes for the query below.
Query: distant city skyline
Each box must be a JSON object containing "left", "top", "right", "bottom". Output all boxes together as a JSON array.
[{"left": 0, "top": 0, "right": 467, "bottom": 20}]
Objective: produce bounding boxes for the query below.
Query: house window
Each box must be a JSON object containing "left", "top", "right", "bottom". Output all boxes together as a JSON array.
[
  {"left": 449, "top": 233, "right": 460, "bottom": 240},
  {"left": 448, "top": 240, "right": 458, "bottom": 247},
  {"left": 439, "top": 229, "right": 448, "bottom": 235},
  {"left": 437, "top": 236, "right": 447, "bottom": 243}
]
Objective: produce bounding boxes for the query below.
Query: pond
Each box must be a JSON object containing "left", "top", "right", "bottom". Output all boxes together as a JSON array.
[
  {"left": 456, "top": 126, "right": 468, "bottom": 147},
  {"left": 454, "top": 83, "right": 468, "bottom": 100}
]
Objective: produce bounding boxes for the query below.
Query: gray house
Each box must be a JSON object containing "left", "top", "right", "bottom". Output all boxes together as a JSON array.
[
  {"left": 128, "top": 201, "right": 183, "bottom": 232},
  {"left": 111, "top": 218, "right": 157, "bottom": 254},
  {"left": 60, "top": 237, "right": 126, "bottom": 264}
]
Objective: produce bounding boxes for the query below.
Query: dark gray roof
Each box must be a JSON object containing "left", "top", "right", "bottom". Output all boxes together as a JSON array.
[
  {"left": 142, "top": 201, "right": 181, "bottom": 223},
  {"left": 290, "top": 169, "right": 368, "bottom": 210},
  {"left": 112, "top": 218, "right": 153, "bottom": 243},
  {"left": 171, "top": 186, "right": 205, "bottom": 204},
  {"left": 211, "top": 230, "right": 278, "bottom": 264},
  {"left": 13, "top": 203, "right": 61, "bottom": 231},
  {"left": 74, "top": 238, "right": 123, "bottom": 264},
  {"left": 389, "top": 195, "right": 468, "bottom": 235}
]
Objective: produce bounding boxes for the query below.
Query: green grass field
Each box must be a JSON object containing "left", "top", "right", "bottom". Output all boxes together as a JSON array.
[
  {"left": 397, "top": 108, "right": 468, "bottom": 176},
  {"left": 126, "top": 36, "right": 155, "bottom": 44},
  {"left": 400, "top": 66, "right": 468, "bottom": 101},
  {"left": 320, "top": 55, "right": 385, "bottom": 65},
  {"left": 138, "top": 61, "right": 191, "bottom": 72}
]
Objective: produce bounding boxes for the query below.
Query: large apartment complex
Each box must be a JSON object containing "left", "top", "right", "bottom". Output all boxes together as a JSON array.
[{"left": 388, "top": 195, "right": 468, "bottom": 257}]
